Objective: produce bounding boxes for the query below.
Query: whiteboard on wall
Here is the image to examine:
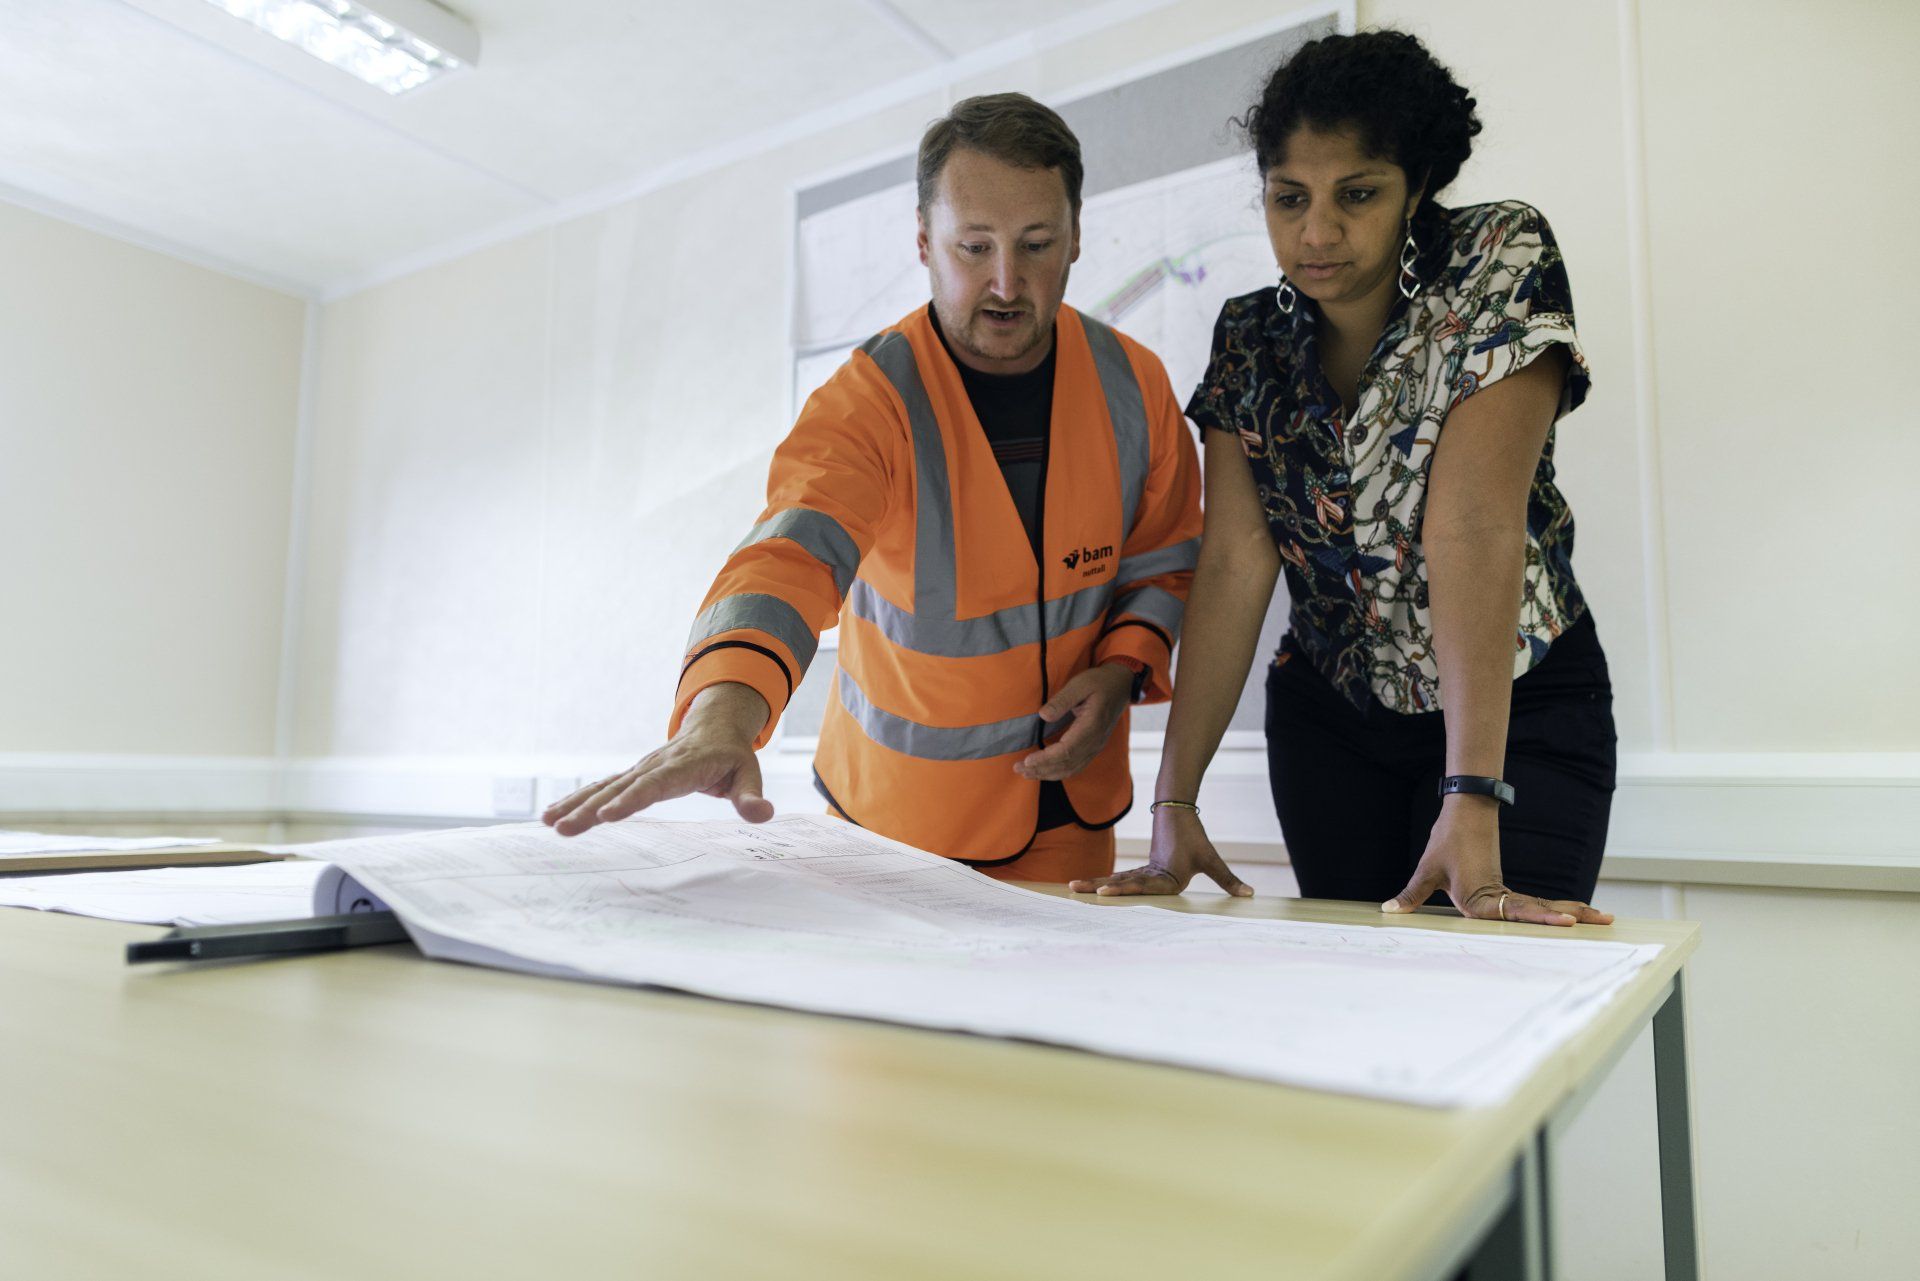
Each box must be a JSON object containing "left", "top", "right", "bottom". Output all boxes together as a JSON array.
[{"left": 783, "top": 11, "right": 1340, "bottom": 745}]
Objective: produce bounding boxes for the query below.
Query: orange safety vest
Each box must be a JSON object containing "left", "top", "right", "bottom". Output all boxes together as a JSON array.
[{"left": 670, "top": 304, "right": 1202, "bottom": 861}]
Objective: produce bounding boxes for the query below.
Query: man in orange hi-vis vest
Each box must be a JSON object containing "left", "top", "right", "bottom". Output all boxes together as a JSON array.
[{"left": 545, "top": 93, "right": 1246, "bottom": 893}]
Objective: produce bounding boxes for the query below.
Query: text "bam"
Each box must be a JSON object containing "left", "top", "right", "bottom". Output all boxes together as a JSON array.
[{"left": 1061, "top": 545, "right": 1114, "bottom": 571}]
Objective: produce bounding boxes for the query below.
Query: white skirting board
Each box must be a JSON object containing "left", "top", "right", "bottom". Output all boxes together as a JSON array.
[
  {"left": 0, "top": 754, "right": 280, "bottom": 816},
  {"left": 2, "top": 748, "right": 1917, "bottom": 891},
  {"left": 3, "top": 745, "right": 1920, "bottom": 887}
]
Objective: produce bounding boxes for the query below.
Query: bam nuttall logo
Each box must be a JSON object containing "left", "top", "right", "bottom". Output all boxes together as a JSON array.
[{"left": 1061, "top": 545, "right": 1113, "bottom": 572}]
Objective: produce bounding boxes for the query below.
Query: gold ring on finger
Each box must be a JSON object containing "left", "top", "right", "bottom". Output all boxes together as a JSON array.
[{"left": 1498, "top": 891, "right": 1510, "bottom": 922}]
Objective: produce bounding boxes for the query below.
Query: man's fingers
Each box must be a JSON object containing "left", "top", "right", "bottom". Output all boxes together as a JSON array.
[
  {"left": 732, "top": 792, "right": 775, "bottom": 823},
  {"left": 1015, "top": 744, "right": 1075, "bottom": 779},
  {"left": 1037, "top": 692, "right": 1078, "bottom": 723},
  {"left": 550, "top": 774, "right": 638, "bottom": 836},
  {"left": 1042, "top": 671, "right": 1107, "bottom": 722},
  {"left": 541, "top": 778, "right": 600, "bottom": 822},
  {"left": 1018, "top": 693, "right": 1115, "bottom": 778},
  {"left": 546, "top": 742, "right": 772, "bottom": 837},
  {"left": 596, "top": 760, "right": 704, "bottom": 825},
  {"left": 729, "top": 756, "right": 774, "bottom": 824},
  {"left": 1024, "top": 755, "right": 1086, "bottom": 781},
  {"left": 543, "top": 774, "right": 620, "bottom": 827},
  {"left": 1015, "top": 718, "right": 1097, "bottom": 780},
  {"left": 1381, "top": 866, "right": 1444, "bottom": 914}
]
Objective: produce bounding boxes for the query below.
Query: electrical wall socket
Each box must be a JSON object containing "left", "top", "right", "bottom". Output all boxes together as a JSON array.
[{"left": 490, "top": 775, "right": 537, "bottom": 818}]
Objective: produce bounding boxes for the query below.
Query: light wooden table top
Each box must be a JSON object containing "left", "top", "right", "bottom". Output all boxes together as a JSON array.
[{"left": 0, "top": 890, "right": 1696, "bottom": 1281}]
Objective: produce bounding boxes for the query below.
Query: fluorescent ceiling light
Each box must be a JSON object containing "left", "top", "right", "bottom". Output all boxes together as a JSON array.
[{"left": 202, "top": 0, "right": 479, "bottom": 95}]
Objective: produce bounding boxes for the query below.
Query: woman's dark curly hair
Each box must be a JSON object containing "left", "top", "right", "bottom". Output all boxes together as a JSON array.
[{"left": 1244, "top": 30, "right": 1482, "bottom": 212}]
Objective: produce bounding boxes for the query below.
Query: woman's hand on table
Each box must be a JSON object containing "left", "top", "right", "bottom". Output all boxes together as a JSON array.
[
  {"left": 1067, "top": 806, "right": 1254, "bottom": 898},
  {"left": 1383, "top": 797, "right": 1613, "bottom": 927}
]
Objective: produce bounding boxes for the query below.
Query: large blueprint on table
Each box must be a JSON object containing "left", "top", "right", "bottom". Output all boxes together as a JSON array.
[{"left": 291, "top": 816, "right": 1658, "bottom": 1108}]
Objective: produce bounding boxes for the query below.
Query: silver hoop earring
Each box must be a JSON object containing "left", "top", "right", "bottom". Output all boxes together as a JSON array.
[
  {"left": 1277, "top": 274, "right": 1297, "bottom": 315},
  {"left": 1398, "top": 227, "right": 1421, "bottom": 301}
]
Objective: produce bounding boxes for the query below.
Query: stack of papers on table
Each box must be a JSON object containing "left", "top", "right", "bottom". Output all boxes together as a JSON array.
[
  {"left": 0, "top": 832, "right": 222, "bottom": 856},
  {"left": 0, "top": 860, "right": 328, "bottom": 925},
  {"left": 0, "top": 830, "right": 277, "bottom": 874}
]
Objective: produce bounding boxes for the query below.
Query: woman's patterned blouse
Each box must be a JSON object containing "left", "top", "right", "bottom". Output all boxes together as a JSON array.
[{"left": 1187, "top": 200, "right": 1592, "bottom": 714}]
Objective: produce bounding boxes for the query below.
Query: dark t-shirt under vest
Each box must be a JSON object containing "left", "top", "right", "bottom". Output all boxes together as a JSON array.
[{"left": 928, "top": 309, "right": 1080, "bottom": 836}]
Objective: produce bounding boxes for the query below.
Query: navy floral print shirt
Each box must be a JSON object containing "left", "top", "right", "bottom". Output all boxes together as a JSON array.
[{"left": 1187, "top": 200, "right": 1592, "bottom": 714}]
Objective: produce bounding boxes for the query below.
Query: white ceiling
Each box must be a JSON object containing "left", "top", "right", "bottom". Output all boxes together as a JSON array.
[{"left": 0, "top": 0, "right": 1163, "bottom": 297}]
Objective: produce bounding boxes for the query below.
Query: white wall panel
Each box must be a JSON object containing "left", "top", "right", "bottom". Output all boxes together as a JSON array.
[
  {"left": 294, "top": 233, "right": 552, "bottom": 755},
  {"left": 1640, "top": 0, "right": 1920, "bottom": 751},
  {"left": 0, "top": 199, "right": 302, "bottom": 756},
  {"left": 1682, "top": 884, "right": 1920, "bottom": 1278}
]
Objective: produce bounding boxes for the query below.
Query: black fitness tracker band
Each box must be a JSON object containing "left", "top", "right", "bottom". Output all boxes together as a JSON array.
[{"left": 1438, "top": 775, "right": 1516, "bottom": 806}]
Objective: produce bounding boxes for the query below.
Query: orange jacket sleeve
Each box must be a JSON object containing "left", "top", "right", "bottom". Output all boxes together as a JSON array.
[{"left": 670, "top": 356, "right": 903, "bottom": 749}]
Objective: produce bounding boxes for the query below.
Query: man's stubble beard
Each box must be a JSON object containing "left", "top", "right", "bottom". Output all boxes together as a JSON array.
[
  {"left": 954, "top": 314, "right": 1046, "bottom": 367},
  {"left": 942, "top": 263, "right": 1071, "bottom": 369}
]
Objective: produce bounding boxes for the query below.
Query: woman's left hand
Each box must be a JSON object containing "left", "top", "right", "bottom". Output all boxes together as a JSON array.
[{"left": 1382, "top": 800, "right": 1613, "bottom": 927}]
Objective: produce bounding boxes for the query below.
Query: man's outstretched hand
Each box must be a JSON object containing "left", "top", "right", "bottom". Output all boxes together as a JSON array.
[{"left": 542, "top": 684, "right": 772, "bottom": 836}]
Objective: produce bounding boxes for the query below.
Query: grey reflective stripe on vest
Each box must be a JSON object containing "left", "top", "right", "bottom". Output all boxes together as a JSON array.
[
  {"left": 1042, "top": 578, "right": 1117, "bottom": 641},
  {"left": 1080, "top": 314, "right": 1151, "bottom": 538},
  {"left": 1108, "top": 585, "right": 1185, "bottom": 636},
  {"left": 837, "top": 668, "right": 1040, "bottom": 761},
  {"left": 687, "top": 592, "right": 818, "bottom": 671},
  {"left": 859, "top": 330, "right": 956, "bottom": 618},
  {"left": 1114, "top": 536, "right": 1199, "bottom": 586},
  {"left": 841, "top": 316, "right": 1153, "bottom": 762},
  {"left": 733, "top": 508, "right": 860, "bottom": 599},
  {"left": 846, "top": 577, "right": 1113, "bottom": 658},
  {"left": 856, "top": 314, "right": 1153, "bottom": 632}
]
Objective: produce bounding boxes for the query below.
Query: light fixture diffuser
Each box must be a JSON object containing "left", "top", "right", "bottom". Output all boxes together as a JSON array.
[{"left": 202, "top": 0, "right": 479, "bottom": 95}]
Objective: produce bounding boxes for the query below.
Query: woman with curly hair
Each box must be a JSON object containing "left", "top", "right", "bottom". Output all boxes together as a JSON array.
[{"left": 1072, "top": 30, "right": 1617, "bottom": 926}]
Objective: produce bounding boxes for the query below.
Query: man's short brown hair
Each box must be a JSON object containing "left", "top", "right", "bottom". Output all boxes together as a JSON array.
[{"left": 916, "top": 93, "right": 1084, "bottom": 214}]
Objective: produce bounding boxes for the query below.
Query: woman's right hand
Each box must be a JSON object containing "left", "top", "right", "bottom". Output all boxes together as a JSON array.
[{"left": 1067, "top": 808, "right": 1254, "bottom": 897}]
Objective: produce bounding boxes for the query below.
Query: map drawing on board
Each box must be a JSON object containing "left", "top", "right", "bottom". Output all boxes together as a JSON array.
[{"left": 1066, "top": 153, "right": 1268, "bottom": 410}]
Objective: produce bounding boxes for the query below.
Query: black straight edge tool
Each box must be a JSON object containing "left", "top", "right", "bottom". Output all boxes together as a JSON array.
[{"left": 126, "top": 911, "right": 409, "bottom": 964}]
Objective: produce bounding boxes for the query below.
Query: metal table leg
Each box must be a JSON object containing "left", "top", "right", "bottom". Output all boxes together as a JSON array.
[
  {"left": 1652, "top": 973, "right": 1702, "bottom": 1280},
  {"left": 1448, "top": 966, "right": 1699, "bottom": 1281},
  {"left": 1461, "top": 1136, "right": 1550, "bottom": 1281}
]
